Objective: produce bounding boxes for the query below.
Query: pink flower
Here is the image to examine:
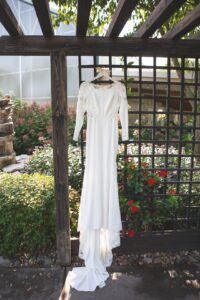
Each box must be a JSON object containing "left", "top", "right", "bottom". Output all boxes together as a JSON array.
[
  {"left": 47, "top": 127, "right": 52, "bottom": 134},
  {"left": 40, "top": 105, "right": 46, "bottom": 113},
  {"left": 18, "top": 118, "right": 24, "bottom": 125},
  {"left": 168, "top": 188, "right": 176, "bottom": 195},
  {"left": 31, "top": 101, "right": 37, "bottom": 108}
]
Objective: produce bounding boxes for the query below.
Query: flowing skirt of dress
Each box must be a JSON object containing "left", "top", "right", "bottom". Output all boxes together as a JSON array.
[{"left": 66, "top": 114, "right": 122, "bottom": 291}]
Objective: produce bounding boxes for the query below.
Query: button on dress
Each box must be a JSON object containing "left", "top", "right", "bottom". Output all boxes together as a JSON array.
[{"left": 66, "top": 80, "right": 129, "bottom": 291}]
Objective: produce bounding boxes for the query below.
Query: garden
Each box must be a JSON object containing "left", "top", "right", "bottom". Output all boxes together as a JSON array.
[
  {"left": 1, "top": 0, "right": 200, "bottom": 297},
  {"left": 0, "top": 91, "right": 200, "bottom": 264}
]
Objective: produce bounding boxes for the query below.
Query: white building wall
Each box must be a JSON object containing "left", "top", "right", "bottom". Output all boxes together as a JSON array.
[{"left": 0, "top": 0, "right": 93, "bottom": 105}]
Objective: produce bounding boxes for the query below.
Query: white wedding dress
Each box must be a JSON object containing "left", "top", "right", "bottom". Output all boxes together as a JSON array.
[{"left": 66, "top": 80, "right": 129, "bottom": 291}]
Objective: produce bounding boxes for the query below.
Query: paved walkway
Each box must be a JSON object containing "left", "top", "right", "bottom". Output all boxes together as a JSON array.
[
  {"left": 0, "top": 262, "right": 199, "bottom": 300},
  {"left": 61, "top": 265, "right": 200, "bottom": 300}
]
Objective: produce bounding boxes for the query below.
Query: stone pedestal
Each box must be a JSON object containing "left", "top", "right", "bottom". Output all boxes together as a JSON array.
[{"left": 0, "top": 95, "right": 16, "bottom": 169}]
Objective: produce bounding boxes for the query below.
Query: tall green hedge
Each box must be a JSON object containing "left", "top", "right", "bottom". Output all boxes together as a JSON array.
[{"left": 0, "top": 173, "right": 79, "bottom": 259}]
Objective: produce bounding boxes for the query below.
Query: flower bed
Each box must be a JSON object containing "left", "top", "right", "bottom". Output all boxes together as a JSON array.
[
  {"left": 11, "top": 97, "right": 76, "bottom": 155},
  {"left": 117, "top": 143, "right": 200, "bottom": 237}
]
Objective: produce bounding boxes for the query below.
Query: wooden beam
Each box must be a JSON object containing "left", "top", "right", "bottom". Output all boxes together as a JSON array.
[
  {"left": 1, "top": 36, "right": 200, "bottom": 56},
  {"left": 133, "top": 0, "right": 186, "bottom": 38},
  {"left": 32, "top": 0, "right": 54, "bottom": 37},
  {"left": 163, "top": 3, "right": 200, "bottom": 39},
  {"left": 0, "top": 0, "right": 23, "bottom": 36},
  {"left": 76, "top": 0, "right": 92, "bottom": 36},
  {"left": 50, "top": 51, "right": 71, "bottom": 266},
  {"left": 105, "top": 0, "right": 139, "bottom": 37}
]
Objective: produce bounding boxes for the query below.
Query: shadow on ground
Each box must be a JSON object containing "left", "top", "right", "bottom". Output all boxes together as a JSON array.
[
  {"left": 61, "top": 264, "right": 200, "bottom": 300},
  {"left": 0, "top": 263, "right": 199, "bottom": 300}
]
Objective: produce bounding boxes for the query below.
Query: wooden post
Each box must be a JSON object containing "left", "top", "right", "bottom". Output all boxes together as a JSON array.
[{"left": 50, "top": 51, "right": 71, "bottom": 265}]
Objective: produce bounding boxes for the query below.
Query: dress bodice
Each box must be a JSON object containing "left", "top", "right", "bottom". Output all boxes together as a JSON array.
[{"left": 73, "top": 80, "right": 129, "bottom": 141}]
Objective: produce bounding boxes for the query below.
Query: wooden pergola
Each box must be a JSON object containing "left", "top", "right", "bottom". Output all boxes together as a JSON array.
[{"left": 1, "top": 0, "right": 200, "bottom": 266}]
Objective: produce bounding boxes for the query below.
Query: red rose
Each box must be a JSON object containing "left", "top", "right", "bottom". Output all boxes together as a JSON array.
[
  {"left": 159, "top": 170, "right": 167, "bottom": 177},
  {"left": 128, "top": 229, "right": 135, "bottom": 237},
  {"left": 127, "top": 200, "right": 135, "bottom": 206},
  {"left": 147, "top": 178, "right": 156, "bottom": 186},
  {"left": 130, "top": 206, "right": 138, "bottom": 213}
]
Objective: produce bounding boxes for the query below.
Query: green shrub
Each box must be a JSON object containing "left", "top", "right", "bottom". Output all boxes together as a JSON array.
[
  {"left": 12, "top": 98, "right": 53, "bottom": 155},
  {"left": 119, "top": 160, "right": 181, "bottom": 235},
  {"left": 0, "top": 173, "right": 79, "bottom": 259},
  {"left": 12, "top": 96, "right": 77, "bottom": 155},
  {"left": 24, "top": 144, "right": 54, "bottom": 176},
  {"left": 25, "top": 144, "right": 83, "bottom": 193}
]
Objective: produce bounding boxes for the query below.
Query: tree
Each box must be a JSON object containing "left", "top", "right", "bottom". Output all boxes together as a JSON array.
[
  {"left": 50, "top": 0, "right": 117, "bottom": 35},
  {"left": 50, "top": 0, "right": 200, "bottom": 37}
]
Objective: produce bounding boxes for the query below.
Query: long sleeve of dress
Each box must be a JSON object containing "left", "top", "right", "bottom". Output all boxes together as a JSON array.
[
  {"left": 118, "top": 83, "right": 129, "bottom": 141},
  {"left": 73, "top": 82, "right": 86, "bottom": 141}
]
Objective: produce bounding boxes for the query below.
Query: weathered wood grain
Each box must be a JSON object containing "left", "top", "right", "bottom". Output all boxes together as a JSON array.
[
  {"left": 32, "top": 0, "right": 54, "bottom": 37},
  {"left": 76, "top": 0, "right": 92, "bottom": 36},
  {"left": 51, "top": 51, "right": 71, "bottom": 265},
  {"left": 0, "top": 0, "right": 23, "bottom": 36},
  {"left": 163, "top": 3, "right": 200, "bottom": 39},
  {"left": 106, "top": 0, "right": 139, "bottom": 37},
  {"left": 0, "top": 36, "right": 200, "bottom": 56},
  {"left": 133, "top": 0, "right": 186, "bottom": 38}
]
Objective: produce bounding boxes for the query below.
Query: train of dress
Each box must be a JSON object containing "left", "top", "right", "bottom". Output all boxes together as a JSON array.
[{"left": 66, "top": 228, "right": 120, "bottom": 291}]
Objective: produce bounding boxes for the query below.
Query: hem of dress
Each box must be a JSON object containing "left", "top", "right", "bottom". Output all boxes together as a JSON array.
[
  {"left": 66, "top": 227, "right": 121, "bottom": 292},
  {"left": 66, "top": 266, "right": 110, "bottom": 292}
]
